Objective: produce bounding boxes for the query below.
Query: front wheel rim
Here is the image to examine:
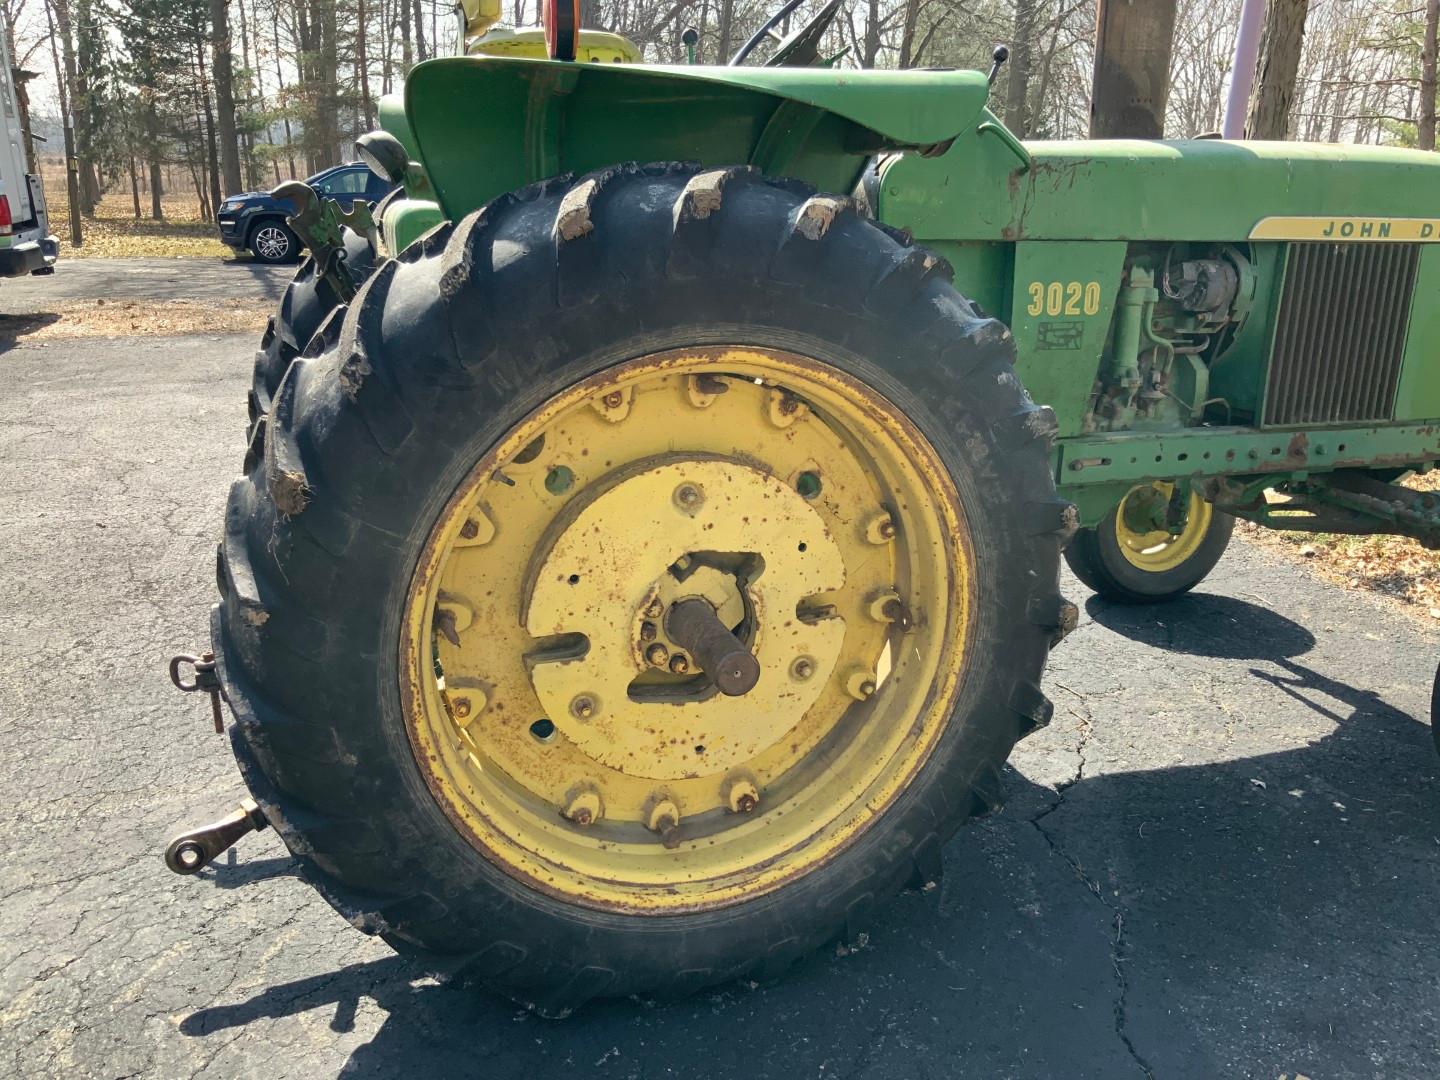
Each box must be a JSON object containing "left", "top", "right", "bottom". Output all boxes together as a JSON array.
[
  {"left": 1114, "top": 482, "right": 1213, "bottom": 572},
  {"left": 254, "top": 227, "right": 289, "bottom": 260},
  {"left": 400, "top": 346, "right": 975, "bottom": 914}
]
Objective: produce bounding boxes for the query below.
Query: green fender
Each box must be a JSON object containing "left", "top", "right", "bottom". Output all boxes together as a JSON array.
[{"left": 382, "top": 57, "right": 991, "bottom": 222}]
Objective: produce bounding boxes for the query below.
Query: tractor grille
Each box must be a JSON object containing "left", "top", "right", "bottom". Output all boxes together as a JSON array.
[{"left": 1263, "top": 242, "right": 1420, "bottom": 426}]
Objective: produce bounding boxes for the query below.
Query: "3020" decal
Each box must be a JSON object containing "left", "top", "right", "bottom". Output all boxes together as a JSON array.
[{"left": 1026, "top": 280, "right": 1102, "bottom": 318}]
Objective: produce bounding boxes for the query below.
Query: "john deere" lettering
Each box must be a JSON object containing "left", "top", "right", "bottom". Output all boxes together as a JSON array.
[{"left": 1249, "top": 216, "right": 1440, "bottom": 241}]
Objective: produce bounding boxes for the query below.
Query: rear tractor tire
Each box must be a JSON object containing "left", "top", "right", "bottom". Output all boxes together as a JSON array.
[
  {"left": 1065, "top": 480, "right": 1233, "bottom": 603},
  {"left": 215, "top": 163, "right": 1075, "bottom": 1013}
]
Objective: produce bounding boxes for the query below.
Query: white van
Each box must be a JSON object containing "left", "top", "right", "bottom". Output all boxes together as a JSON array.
[{"left": 0, "top": 32, "right": 55, "bottom": 277}]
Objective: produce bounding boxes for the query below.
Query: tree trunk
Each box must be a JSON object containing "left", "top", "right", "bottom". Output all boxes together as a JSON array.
[
  {"left": 48, "top": 0, "right": 97, "bottom": 220},
  {"left": 896, "top": 0, "right": 921, "bottom": 68},
  {"left": 1005, "top": 0, "right": 1037, "bottom": 136},
  {"left": 413, "top": 0, "right": 426, "bottom": 58},
  {"left": 129, "top": 155, "right": 141, "bottom": 219},
  {"left": 210, "top": 0, "right": 244, "bottom": 196},
  {"left": 72, "top": 0, "right": 101, "bottom": 212},
  {"left": 271, "top": 9, "right": 297, "bottom": 178},
  {"left": 716, "top": 0, "right": 735, "bottom": 61},
  {"left": 1421, "top": 0, "right": 1439, "bottom": 150},
  {"left": 358, "top": 0, "right": 375, "bottom": 129},
  {"left": 147, "top": 103, "right": 164, "bottom": 220},
  {"left": 1090, "top": 0, "right": 1177, "bottom": 137},
  {"left": 400, "top": 0, "right": 412, "bottom": 70},
  {"left": 196, "top": 46, "right": 223, "bottom": 217},
  {"left": 860, "top": 0, "right": 880, "bottom": 68},
  {"left": 318, "top": 0, "right": 339, "bottom": 166},
  {"left": 43, "top": 0, "right": 83, "bottom": 244},
  {"left": 1245, "top": 0, "right": 1309, "bottom": 139}
]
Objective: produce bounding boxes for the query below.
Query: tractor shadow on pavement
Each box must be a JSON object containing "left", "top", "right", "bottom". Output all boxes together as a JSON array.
[
  {"left": 181, "top": 596, "right": 1440, "bottom": 1078},
  {"left": 1082, "top": 590, "right": 1318, "bottom": 660}
]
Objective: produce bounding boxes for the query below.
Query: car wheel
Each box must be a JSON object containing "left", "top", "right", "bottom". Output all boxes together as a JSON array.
[{"left": 249, "top": 221, "right": 301, "bottom": 264}]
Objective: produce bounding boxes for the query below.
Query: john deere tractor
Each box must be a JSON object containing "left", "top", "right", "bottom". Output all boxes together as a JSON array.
[{"left": 164, "top": 0, "right": 1440, "bottom": 1014}]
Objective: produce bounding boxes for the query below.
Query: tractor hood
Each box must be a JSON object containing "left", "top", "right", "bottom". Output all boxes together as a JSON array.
[
  {"left": 881, "top": 135, "right": 1440, "bottom": 243},
  {"left": 388, "top": 57, "right": 991, "bottom": 220}
]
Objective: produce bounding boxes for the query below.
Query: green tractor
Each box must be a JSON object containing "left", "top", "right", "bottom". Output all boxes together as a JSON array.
[{"left": 166, "top": 0, "right": 1440, "bottom": 1014}]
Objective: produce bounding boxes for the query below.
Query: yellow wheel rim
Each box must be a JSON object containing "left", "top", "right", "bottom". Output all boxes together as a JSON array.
[
  {"left": 1114, "top": 482, "right": 1213, "bottom": 573},
  {"left": 400, "top": 346, "right": 973, "bottom": 914}
]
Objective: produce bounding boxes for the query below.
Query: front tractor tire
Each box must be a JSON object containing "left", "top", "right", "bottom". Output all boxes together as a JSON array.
[
  {"left": 1065, "top": 481, "right": 1234, "bottom": 603},
  {"left": 215, "top": 163, "right": 1075, "bottom": 1013}
]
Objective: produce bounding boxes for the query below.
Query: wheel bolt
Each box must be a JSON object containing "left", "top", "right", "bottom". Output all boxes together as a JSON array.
[
  {"left": 563, "top": 789, "right": 603, "bottom": 826},
  {"left": 569, "top": 694, "right": 597, "bottom": 720},
  {"left": 602, "top": 391, "right": 624, "bottom": 409},
  {"left": 725, "top": 778, "right": 760, "bottom": 814},
  {"left": 673, "top": 483, "right": 704, "bottom": 513},
  {"left": 452, "top": 697, "right": 472, "bottom": 719},
  {"left": 460, "top": 519, "right": 479, "bottom": 540},
  {"left": 644, "top": 598, "right": 664, "bottom": 619},
  {"left": 669, "top": 653, "right": 690, "bottom": 674},
  {"left": 646, "top": 643, "right": 670, "bottom": 667},
  {"left": 640, "top": 620, "right": 658, "bottom": 642},
  {"left": 790, "top": 655, "right": 816, "bottom": 682}
]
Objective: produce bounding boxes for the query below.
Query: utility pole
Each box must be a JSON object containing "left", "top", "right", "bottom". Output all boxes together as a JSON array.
[{"left": 1090, "top": 0, "right": 1178, "bottom": 137}]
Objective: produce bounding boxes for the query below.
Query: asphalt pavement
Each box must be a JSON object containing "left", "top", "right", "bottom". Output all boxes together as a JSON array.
[
  {"left": 1, "top": 332, "right": 1438, "bottom": 1079},
  {"left": 0, "top": 256, "right": 291, "bottom": 313}
]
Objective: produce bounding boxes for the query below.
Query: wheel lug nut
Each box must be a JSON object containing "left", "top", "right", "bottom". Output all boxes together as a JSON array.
[
  {"left": 569, "top": 694, "right": 597, "bottom": 720},
  {"left": 845, "top": 669, "right": 878, "bottom": 700},
  {"left": 668, "top": 653, "right": 690, "bottom": 674},
  {"left": 602, "top": 391, "right": 624, "bottom": 409},
  {"left": 644, "top": 598, "right": 664, "bottom": 619},
  {"left": 790, "top": 655, "right": 816, "bottom": 682},
  {"left": 646, "top": 798, "right": 682, "bottom": 848},
  {"left": 673, "top": 483, "right": 705, "bottom": 513},
  {"left": 459, "top": 519, "right": 479, "bottom": 540},
  {"left": 864, "top": 512, "right": 897, "bottom": 544},
  {"left": 725, "top": 778, "right": 760, "bottom": 814},
  {"left": 452, "top": 697, "right": 472, "bottom": 719},
  {"left": 646, "top": 643, "right": 670, "bottom": 667},
  {"left": 640, "top": 620, "right": 658, "bottom": 642},
  {"left": 563, "top": 789, "right": 603, "bottom": 826},
  {"left": 867, "top": 590, "right": 909, "bottom": 627}
]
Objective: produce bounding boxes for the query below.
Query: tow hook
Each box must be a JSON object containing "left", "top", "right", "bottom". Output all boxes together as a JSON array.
[
  {"left": 165, "top": 798, "right": 269, "bottom": 875},
  {"left": 169, "top": 652, "right": 224, "bottom": 733}
]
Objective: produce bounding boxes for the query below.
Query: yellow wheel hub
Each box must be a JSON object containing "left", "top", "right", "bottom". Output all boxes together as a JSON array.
[
  {"left": 1115, "top": 482, "right": 1213, "bottom": 572},
  {"left": 401, "top": 346, "right": 972, "bottom": 913}
]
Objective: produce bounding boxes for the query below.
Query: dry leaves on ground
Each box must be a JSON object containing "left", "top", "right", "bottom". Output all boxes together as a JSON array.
[
  {"left": 1237, "top": 471, "right": 1440, "bottom": 621},
  {"left": 0, "top": 298, "right": 269, "bottom": 341}
]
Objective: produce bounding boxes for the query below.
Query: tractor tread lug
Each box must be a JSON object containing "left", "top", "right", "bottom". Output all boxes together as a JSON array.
[
  {"left": 264, "top": 359, "right": 313, "bottom": 517},
  {"left": 668, "top": 165, "right": 764, "bottom": 276},
  {"left": 335, "top": 260, "right": 415, "bottom": 455},
  {"left": 907, "top": 831, "right": 944, "bottom": 890},
  {"left": 1009, "top": 678, "right": 1055, "bottom": 738},
  {"left": 864, "top": 245, "right": 955, "bottom": 313}
]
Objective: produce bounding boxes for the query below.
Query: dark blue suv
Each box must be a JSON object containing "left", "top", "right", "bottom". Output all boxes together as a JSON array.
[{"left": 217, "top": 163, "right": 396, "bottom": 264}]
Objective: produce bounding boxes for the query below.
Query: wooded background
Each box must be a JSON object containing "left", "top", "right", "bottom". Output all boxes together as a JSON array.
[{"left": 9, "top": 0, "right": 1440, "bottom": 230}]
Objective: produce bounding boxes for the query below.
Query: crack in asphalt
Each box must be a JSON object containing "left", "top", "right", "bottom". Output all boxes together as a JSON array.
[{"left": 1029, "top": 703, "right": 1155, "bottom": 1079}]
